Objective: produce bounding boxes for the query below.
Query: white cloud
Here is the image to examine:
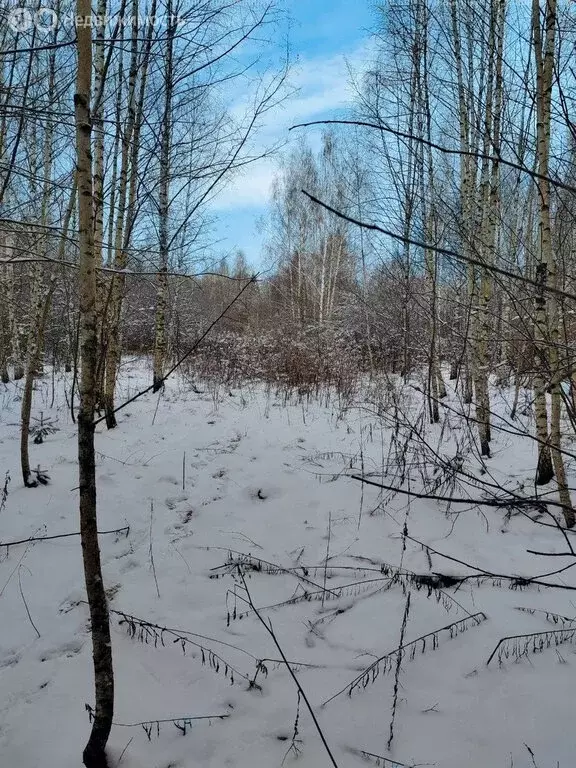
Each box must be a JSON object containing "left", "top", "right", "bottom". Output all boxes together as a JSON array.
[
  {"left": 211, "top": 159, "right": 278, "bottom": 211},
  {"left": 285, "top": 46, "right": 365, "bottom": 123},
  {"left": 211, "top": 42, "right": 370, "bottom": 211}
]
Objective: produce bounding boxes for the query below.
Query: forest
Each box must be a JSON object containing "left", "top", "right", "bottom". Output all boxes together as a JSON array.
[{"left": 2, "top": 0, "right": 576, "bottom": 767}]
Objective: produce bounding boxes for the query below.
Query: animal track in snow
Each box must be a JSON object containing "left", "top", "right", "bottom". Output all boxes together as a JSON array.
[
  {"left": 158, "top": 474, "right": 179, "bottom": 485},
  {"left": 165, "top": 493, "right": 189, "bottom": 510},
  {"left": 244, "top": 485, "right": 282, "bottom": 502},
  {"left": 201, "top": 495, "right": 223, "bottom": 506},
  {"left": 170, "top": 508, "right": 196, "bottom": 532},
  {"left": 0, "top": 651, "right": 20, "bottom": 669},
  {"left": 180, "top": 509, "right": 194, "bottom": 524},
  {"left": 119, "top": 557, "right": 140, "bottom": 573},
  {"left": 97, "top": 472, "right": 117, "bottom": 485},
  {"left": 38, "top": 639, "right": 84, "bottom": 663}
]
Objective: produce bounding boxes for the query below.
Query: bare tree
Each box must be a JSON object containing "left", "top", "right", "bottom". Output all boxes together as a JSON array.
[
  {"left": 531, "top": 0, "right": 573, "bottom": 525},
  {"left": 74, "top": 5, "right": 115, "bottom": 765}
]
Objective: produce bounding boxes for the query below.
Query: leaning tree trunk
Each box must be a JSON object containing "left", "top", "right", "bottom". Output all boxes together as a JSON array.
[{"left": 74, "top": 1, "right": 115, "bottom": 764}]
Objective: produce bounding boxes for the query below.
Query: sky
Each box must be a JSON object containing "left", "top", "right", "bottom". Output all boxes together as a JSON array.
[{"left": 209, "top": 0, "right": 376, "bottom": 270}]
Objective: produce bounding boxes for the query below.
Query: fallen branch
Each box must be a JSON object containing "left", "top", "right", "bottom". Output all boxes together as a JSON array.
[
  {"left": 85, "top": 704, "right": 228, "bottom": 740},
  {"left": 81, "top": 602, "right": 258, "bottom": 661},
  {"left": 227, "top": 576, "right": 393, "bottom": 622},
  {"left": 212, "top": 549, "right": 341, "bottom": 598},
  {"left": 323, "top": 612, "right": 487, "bottom": 706},
  {"left": 111, "top": 608, "right": 256, "bottom": 688},
  {"left": 388, "top": 592, "right": 411, "bottom": 750},
  {"left": 345, "top": 746, "right": 424, "bottom": 768},
  {"left": 515, "top": 606, "right": 575, "bottom": 626},
  {"left": 486, "top": 627, "right": 576, "bottom": 666}
]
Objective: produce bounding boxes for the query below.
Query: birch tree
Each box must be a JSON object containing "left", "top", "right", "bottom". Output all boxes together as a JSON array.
[
  {"left": 153, "top": 0, "right": 176, "bottom": 391},
  {"left": 531, "top": 0, "right": 574, "bottom": 525},
  {"left": 19, "top": 25, "right": 58, "bottom": 486},
  {"left": 74, "top": 2, "right": 115, "bottom": 763},
  {"left": 103, "top": 0, "right": 139, "bottom": 428}
]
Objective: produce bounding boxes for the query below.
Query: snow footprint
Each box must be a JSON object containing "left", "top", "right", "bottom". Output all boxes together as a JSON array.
[
  {"left": 0, "top": 650, "right": 20, "bottom": 669},
  {"left": 165, "top": 492, "right": 189, "bottom": 510},
  {"left": 158, "top": 474, "right": 180, "bottom": 485},
  {"left": 244, "top": 485, "right": 282, "bottom": 502},
  {"left": 38, "top": 639, "right": 84, "bottom": 663}
]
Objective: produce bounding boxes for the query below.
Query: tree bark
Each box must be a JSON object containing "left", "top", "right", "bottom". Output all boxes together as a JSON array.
[
  {"left": 153, "top": 2, "right": 176, "bottom": 391},
  {"left": 20, "top": 28, "right": 58, "bottom": 487},
  {"left": 531, "top": 0, "right": 573, "bottom": 523},
  {"left": 103, "top": 0, "right": 139, "bottom": 427},
  {"left": 74, "top": 0, "right": 115, "bottom": 763},
  {"left": 532, "top": 0, "right": 555, "bottom": 487}
]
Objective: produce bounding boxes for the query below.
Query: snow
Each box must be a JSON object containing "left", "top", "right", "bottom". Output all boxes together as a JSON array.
[{"left": 0, "top": 359, "right": 574, "bottom": 768}]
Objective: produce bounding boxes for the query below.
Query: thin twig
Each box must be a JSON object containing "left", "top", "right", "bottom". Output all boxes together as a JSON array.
[
  {"left": 151, "top": 389, "right": 162, "bottom": 426},
  {"left": 239, "top": 570, "right": 340, "bottom": 768},
  {"left": 345, "top": 745, "right": 423, "bottom": 767},
  {"left": 406, "top": 533, "right": 576, "bottom": 592},
  {"left": 0, "top": 525, "right": 130, "bottom": 548},
  {"left": 291, "top": 118, "right": 576, "bottom": 196},
  {"left": 322, "top": 512, "right": 332, "bottom": 608},
  {"left": 526, "top": 549, "right": 575, "bottom": 557},
  {"left": 18, "top": 565, "right": 40, "bottom": 638},
  {"left": 149, "top": 501, "right": 160, "bottom": 598},
  {"left": 0, "top": 529, "right": 42, "bottom": 597},
  {"left": 351, "top": 474, "right": 574, "bottom": 515},
  {"left": 116, "top": 737, "right": 133, "bottom": 766},
  {"left": 213, "top": 548, "right": 341, "bottom": 597},
  {"left": 388, "top": 591, "right": 411, "bottom": 750},
  {"left": 111, "top": 715, "right": 230, "bottom": 727},
  {"left": 301, "top": 190, "right": 576, "bottom": 303}
]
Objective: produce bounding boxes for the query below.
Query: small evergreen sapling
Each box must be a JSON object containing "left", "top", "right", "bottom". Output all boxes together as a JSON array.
[{"left": 30, "top": 412, "right": 59, "bottom": 444}]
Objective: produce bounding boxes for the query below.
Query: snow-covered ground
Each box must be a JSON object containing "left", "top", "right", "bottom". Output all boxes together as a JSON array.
[{"left": 0, "top": 359, "right": 575, "bottom": 768}]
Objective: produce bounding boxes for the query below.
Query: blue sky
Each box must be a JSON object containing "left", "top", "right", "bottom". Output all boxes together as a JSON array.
[{"left": 209, "top": 0, "right": 376, "bottom": 269}]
